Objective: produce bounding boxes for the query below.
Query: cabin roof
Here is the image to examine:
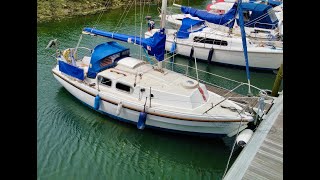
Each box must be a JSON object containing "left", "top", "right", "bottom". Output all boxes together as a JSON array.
[
  {"left": 98, "top": 57, "right": 200, "bottom": 97},
  {"left": 117, "top": 57, "right": 146, "bottom": 69}
]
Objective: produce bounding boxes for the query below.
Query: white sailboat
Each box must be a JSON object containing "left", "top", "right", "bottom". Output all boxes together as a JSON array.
[
  {"left": 146, "top": 1, "right": 283, "bottom": 70},
  {"left": 49, "top": 0, "right": 264, "bottom": 137},
  {"left": 166, "top": 0, "right": 283, "bottom": 41}
]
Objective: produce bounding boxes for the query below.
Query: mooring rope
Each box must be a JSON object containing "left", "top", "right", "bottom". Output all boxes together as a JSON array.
[{"left": 222, "top": 106, "right": 247, "bottom": 179}]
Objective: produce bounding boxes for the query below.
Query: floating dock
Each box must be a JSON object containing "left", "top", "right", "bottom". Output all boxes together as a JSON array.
[{"left": 223, "top": 93, "right": 283, "bottom": 180}]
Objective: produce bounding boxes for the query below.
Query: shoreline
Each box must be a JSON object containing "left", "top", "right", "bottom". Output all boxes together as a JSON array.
[
  {"left": 37, "top": 0, "right": 158, "bottom": 23},
  {"left": 38, "top": 0, "right": 106, "bottom": 23}
]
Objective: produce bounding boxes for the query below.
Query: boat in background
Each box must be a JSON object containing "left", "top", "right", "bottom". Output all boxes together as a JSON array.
[
  {"left": 166, "top": 1, "right": 283, "bottom": 42},
  {"left": 148, "top": 2, "right": 283, "bottom": 70}
]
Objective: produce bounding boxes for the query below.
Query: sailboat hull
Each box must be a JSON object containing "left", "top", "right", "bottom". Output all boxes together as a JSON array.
[
  {"left": 165, "top": 39, "right": 282, "bottom": 70},
  {"left": 53, "top": 69, "right": 248, "bottom": 137},
  {"left": 144, "top": 28, "right": 282, "bottom": 70}
]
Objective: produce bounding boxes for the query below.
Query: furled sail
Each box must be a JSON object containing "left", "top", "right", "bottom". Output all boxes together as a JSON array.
[
  {"left": 83, "top": 27, "right": 166, "bottom": 61},
  {"left": 180, "top": 2, "right": 237, "bottom": 28}
]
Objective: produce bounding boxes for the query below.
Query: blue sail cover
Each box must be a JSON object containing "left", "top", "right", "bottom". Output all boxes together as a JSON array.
[
  {"left": 83, "top": 27, "right": 166, "bottom": 62},
  {"left": 141, "top": 29, "right": 166, "bottom": 61},
  {"left": 250, "top": 0, "right": 282, "bottom": 7},
  {"left": 238, "top": 0, "right": 250, "bottom": 81},
  {"left": 240, "top": 3, "right": 279, "bottom": 29},
  {"left": 268, "top": 0, "right": 281, "bottom": 7},
  {"left": 177, "top": 18, "right": 205, "bottom": 39},
  {"left": 58, "top": 60, "right": 84, "bottom": 80},
  {"left": 181, "top": 3, "right": 237, "bottom": 28},
  {"left": 87, "top": 41, "right": 129, "bottom": 78}
]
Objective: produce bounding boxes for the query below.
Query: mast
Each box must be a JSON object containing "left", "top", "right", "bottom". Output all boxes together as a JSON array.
[
  {"left": 158, "top": 0, "right": 167, "bottom": 70},
  {"left": 238, "top": 0, "right": 252, "bottom": 95}
]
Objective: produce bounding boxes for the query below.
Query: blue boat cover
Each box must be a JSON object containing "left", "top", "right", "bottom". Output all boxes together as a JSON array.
[
  {"left": 267, "top": 0, "right": 281, "bottom": 7},
  {"left": 83, "top": 27, "right": 166, "bottom": 62},
  {"left": 239, "top": 2, "right": 279, "bottom": 29},
  {"left": 87, "top": 41, "right": 129, "bottom": 78},
  {"left": 177, "top": 18, "right": 205, "bottom": 39},
  {"left": 251, "top": 0, "right": 281, "bottom": 7},
  {"left": 141, "top": 29, "right": 166, "bottom": 61},
  {"left": 58, "top": 60, "right": 84, "bottom": 80},
  {"left": 181, "top": 2, "right": 237, "bottom": 28}
]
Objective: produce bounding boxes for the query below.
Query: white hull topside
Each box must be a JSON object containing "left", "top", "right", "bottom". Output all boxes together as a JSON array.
[
  {"left": 52, "top": 61, "right": 252, "bottom": 137},
  {"left": 165, "top": 14, "right": 281, "bottom": 40},
  {"left": 145, "top": 29, "right": 283, "bottom": 70}
]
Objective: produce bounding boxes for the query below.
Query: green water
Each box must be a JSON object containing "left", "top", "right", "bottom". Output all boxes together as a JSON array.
[{"left": 37, "top": 1, "right": 280, "bottom": 179}]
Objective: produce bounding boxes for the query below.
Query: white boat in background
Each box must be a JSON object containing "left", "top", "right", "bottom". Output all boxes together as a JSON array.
[
  {"left": 207, "top": 0, "right": 283, "bottom": 40},
  {"left": 48, "top": 0, "right": 264, "bottom": 137},
  {"left": 149, "top": 1, "right": 283, "bottom": 70},
  {"left": 146, "top": 27, "right": 282, "bottom": 70},
  {"left": 166, "top": 1, "right": 283, "bottom": 42}
]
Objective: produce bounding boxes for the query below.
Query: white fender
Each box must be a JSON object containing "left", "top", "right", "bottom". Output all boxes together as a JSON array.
[
  {"left": 236, "top": 129, "right": 253, "bottom": 147},
  {"left": 116, "top": 102, "right": 123, "bottom": 115}
]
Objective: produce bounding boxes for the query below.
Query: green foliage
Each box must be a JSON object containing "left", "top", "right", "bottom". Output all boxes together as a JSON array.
[{"left": 37, "top": 0, "right": 183, "bottom": 22}]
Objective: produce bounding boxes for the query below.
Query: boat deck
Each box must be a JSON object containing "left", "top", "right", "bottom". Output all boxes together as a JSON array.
[{"left": 205, "top": 84, "right": 273, "bottom": 113}]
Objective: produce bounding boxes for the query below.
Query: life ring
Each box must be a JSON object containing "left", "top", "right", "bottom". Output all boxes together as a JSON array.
[{"left": 181, "top": 79, "right": 198, "bottom": 89}]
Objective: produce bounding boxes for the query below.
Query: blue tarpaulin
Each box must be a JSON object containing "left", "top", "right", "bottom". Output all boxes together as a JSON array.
[
  {"left": 59, "top": 60, "right": 84, "bottom": 80},
  {"left": 239, "top": 2, "right": 279, "bottom": 29},
  {"left": 87, "top": 41, "right": 129, "bottom": 78},
  {"left": 180, "top": 2, "right": 237, "bottom": 28},
  {"left": 267, "top": 0, "right": 282, "bottom": 7},
  {"left": 251, "top": 0, "right": 281, "bottom": 7},
  {"left": 141, "top": 29, "right": 166, "bottom": 61},
  {"left": 83, "top": 27, "right": 166, "bottom": 62},
  {"left": 177, "top": 18, "right": 205, "bottom": 39}
]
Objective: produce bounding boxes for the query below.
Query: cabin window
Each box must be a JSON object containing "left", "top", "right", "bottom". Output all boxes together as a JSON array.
[
  {"left": 254, "top": 29, "right": 271, "bottom": 34},
  {"left": 243, "top": 11, "right": 250, "bottom": 22},
  {"left": 100, "top": 77, "right": 112, "bottom": 87},
  {"left": 193, "top": 36, "right": 228, "bottom": 46},
  {"left": 100, "top": 53, "right": 120, "bottom": 67},
  {"left": 100, "top": 57, "right": 113, "bottom": 67},
  {"left": 121, "top": 49, "right": 130, "bottom": 57},
  {"left": 268, "top": 9, "right": 278, "bottom": 23},
  {"left": 116, "top": 82, "right": 132, "bottom": 93}
]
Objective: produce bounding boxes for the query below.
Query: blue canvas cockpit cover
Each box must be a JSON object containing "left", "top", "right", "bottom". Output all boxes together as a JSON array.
[
  {"left": 240, "top": 2, "right": 279, "bottom": 29},
  {"left": 87, "top": 41, "right": 129, "bottom": 78},
  {"left": 181, "top": 3, "right": 237, "bottom": 28},
  {"left": 177, "top": 18, "right": 205, "bottom": 39}
]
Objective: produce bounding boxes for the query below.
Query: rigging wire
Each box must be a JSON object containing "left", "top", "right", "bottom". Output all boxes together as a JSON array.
[
  {"left": 93, "top": 0, "right": 113, "bottom": 28},
  {"left": 113, "top": 2, "right": 134, "bottom": 33},
  {"left": 222, "top": 110, "right": 247, "bottom": 179}
]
